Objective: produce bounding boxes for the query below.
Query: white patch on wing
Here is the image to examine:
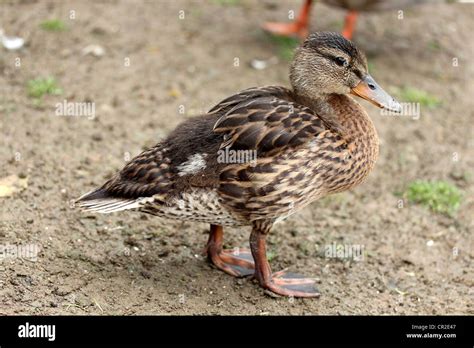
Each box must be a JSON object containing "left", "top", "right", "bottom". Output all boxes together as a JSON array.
[{"left": 177, "top": 153, "right": 207, "bottom": 176}]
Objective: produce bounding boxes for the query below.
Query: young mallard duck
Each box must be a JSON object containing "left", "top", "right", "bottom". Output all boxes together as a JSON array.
[{"left": 77, "top": 32, "right": 400, "bottom": 298}]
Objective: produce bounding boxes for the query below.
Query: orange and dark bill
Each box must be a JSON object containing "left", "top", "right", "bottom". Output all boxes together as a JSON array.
[{"left": 351, "top": 75, "right": 402, "bottom": 113}]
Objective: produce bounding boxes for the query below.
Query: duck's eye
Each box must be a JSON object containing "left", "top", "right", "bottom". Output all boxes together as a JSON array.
[{"left": 335, "top": 56, "right": 348, "bottom": 67}]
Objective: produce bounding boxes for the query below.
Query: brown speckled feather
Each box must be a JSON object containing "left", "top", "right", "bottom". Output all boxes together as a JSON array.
[{"left": 212, "top": 89, "right": 344, "bottom": 157}]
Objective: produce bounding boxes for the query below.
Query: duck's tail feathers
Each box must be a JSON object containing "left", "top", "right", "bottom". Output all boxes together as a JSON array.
[{"left": 75, "top": 189, "right": 146, "bottom": 214}]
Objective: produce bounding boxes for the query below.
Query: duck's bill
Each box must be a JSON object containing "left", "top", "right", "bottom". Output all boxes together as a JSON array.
[{"left": 351, "top": 75, "right": 402, "bottom": 113}]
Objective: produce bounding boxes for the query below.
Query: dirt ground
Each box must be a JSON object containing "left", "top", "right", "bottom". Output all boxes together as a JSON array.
[{"left": 0, "top": 0, "right": 473, "bottom": 315}]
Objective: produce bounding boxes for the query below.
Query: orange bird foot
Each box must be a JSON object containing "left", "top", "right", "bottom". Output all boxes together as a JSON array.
[
  {"left": 257, "top": 269, "right": 320, "bottom": 298},
  {"left": 206, "top": 225, "right": 254, "bottom": 277},
  {"left": 262, "top": 21, "right": 309, "bottom": 40},
  {"left": 208, "top": 247, "right": 255, "bottom": 277},
  {"left": 342, "top": 10, "right": 358, "bottom": 40},
  {"left": 206, "top": 224, "right": 320, "bottom": 298},
  {"left": 262, "top": 0, "right": 313, "bottom": 40}
]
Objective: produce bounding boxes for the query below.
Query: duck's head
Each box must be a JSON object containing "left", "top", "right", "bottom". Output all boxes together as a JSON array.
[{"left": 290, "top": 32, "right": 401, "bottom": 112}]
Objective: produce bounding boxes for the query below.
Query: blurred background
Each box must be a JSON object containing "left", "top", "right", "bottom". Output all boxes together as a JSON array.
[{"left": 0, "top": 0, "right": 473, "bottom": 315}]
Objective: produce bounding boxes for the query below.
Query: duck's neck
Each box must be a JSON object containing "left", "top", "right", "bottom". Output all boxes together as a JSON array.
[
  {"left": 294, "top": 92, "right": 379, "bottom": 168},
  {"left": 293, "top": 93, "right": 346, "bottom": 135},
  {"left": 295, "top": 92, "right": 376, "bottom": 135}
]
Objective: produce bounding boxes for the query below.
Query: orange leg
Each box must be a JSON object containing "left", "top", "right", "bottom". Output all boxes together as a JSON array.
[
  {"left": 249, "top": 223, "right": 320, "bottom": 298},
  {"left": 206, "top": 225, "right": 254, "bottom": 277},
  {"left": 262, "top": 0, "right": 313, "bottom": 40},
  {"left": 342, "top": 10, "right": 358, "bottom": 40}
]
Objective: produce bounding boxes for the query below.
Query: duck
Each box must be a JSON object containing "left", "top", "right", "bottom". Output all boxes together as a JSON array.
[
  {"left": 262, "top": 0, "right": 432, "bottom": 40},
  {"left": 76, "top": 32, "right": 401, "bottom": 298}
]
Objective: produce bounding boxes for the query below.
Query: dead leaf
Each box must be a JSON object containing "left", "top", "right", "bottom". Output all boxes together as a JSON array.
[{"left": 168, "top": 87, "right": 181, "bottom": 98}]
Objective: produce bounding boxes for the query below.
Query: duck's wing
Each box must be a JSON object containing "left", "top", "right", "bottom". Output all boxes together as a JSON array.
[
  {"left": 212, "top": 88, "right": 346, "bottom": 157},
  {"left": 208, "top": 86, "right": 294, "bottom": 115}
]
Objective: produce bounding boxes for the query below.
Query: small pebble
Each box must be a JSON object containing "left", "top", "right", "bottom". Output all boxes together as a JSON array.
[
  {"left": 250, "top": 59, "right": 268, "bottom": 70},
  {"left": 82, "top": 44, "right": 105, "bottom": 57},
  {"left": 92, "top": 134, "right": 103, "bottom": 142}
]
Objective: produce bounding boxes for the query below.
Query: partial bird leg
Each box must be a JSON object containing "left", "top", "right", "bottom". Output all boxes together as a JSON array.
[
  {"left": 262, "top": 0, "right": 313, "bottom": 40},
  {"left": 342, "top": 10, "right": 358, "bottom": 40},
  {"left": 205, "top": 224, "right": 254, "bottom": 277},
  {"left": 250, "top": 221, "right": 320, "bottom": 298}
]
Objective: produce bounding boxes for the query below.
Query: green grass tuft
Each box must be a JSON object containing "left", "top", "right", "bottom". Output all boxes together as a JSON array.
[
  {"left": 405, "top": 180, "right": 462, "bottom": 216},
  {"left": 27, "top": 77, "right": 62, "bottom": 99},
  {"left": 268, "top": 35, "right": 299, "bottom": 61},
  {"left": 427, "top": 40, "right": 441, "bottom": 51},
  {"left": 40, "top": 19, "right": 67, "bottom": 31},
  {"left": 398, "top": 87, "right": 441, "bottom": 108},
  {"left": 266, "top": 250, "right": 277, "bottom": 262}
]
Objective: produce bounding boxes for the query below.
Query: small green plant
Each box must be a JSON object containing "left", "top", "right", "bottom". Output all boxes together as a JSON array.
[
  {"left": 398, "top": 87, "right": 441, "bottom": 108},
  {"left": 405, "top": 180, "right": 462, "bottom": 216},
  {"left": 266, "top": 250, "right": 277, "bottom": 262},
  {"left": 427, "top": 40, "right": 441, "bottom": 51},
  {"left": 268, "top": 35, "right": 299, "bottom": 61},
  {"left": 40, "top": 19, "right": 66, "bottom": 31},
  {"left": 27, "top": 77, "right": 62, "bottom": 99}
]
